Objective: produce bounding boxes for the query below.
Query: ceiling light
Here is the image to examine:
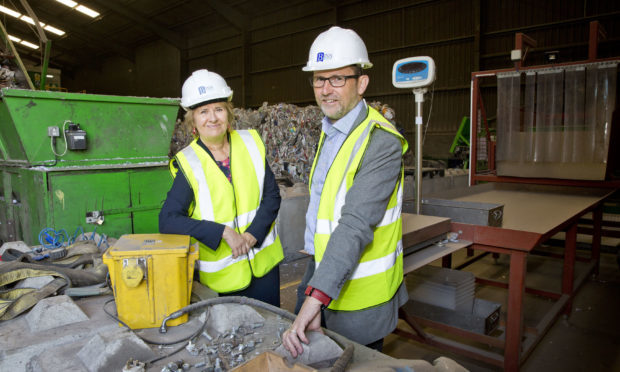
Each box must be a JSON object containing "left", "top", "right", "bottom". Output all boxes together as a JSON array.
[
  {"left": 55, "top": 0, "right": 77, "bottom": 7},
  {"left": 44, "top": 25, "right": 65, "bottom": 36},
  {"left": 47, "top": 74, "right": 54, "bottom": 78},
  {"left": 20, "top": 40, "right": 39, "bottom": 49},
  {"left": 0, "top": 5, "right": 20, "bottom": 18},
  {"left": 7, "top": 34, "right": 39, "bottom": 49},
  {"left": 20, "top": 15, "right": 36, "bottom": 25},
  {"left": 75, "top": 5, "right": 99, "bottom": 18},
  {"left": 0, "top": 5, "right": 66, "bottom": 37}
]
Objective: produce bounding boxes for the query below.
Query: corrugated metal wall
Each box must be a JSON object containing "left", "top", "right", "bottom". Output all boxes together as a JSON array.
[{"left": 177, "top": 0, "right": 618, "bottom": 159}]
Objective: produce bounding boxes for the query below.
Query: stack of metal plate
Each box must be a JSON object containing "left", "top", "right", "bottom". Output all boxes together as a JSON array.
[{"left": 408, "top": 265, "right": 475, "bottom": 312}]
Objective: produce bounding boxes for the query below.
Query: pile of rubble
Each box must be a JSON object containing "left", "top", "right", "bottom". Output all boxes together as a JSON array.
[
  {"left": 233, "top": 103, "right": 323, "bottom": 184},
  {"left": 0, "top": 65, "right": 16, "bottom": 88},
  {"left": 1, "top": 43, "right": 33, "bottom": 89}
]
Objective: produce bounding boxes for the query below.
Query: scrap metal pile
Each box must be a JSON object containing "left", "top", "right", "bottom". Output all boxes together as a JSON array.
[
  {"left": 233, "top": 103, "right": 323, "bottom": 184},
  {"left": 0, "top": 43, "right": 31, "bottom": 89},
  {"left": 168, "top": 101, "right": 404, "bottom": 184},
  {"left": 158, "top": 304, "right": 336, "bottom": 371},
  {"left": 0, "top": 65, "right": 16, "bottom": 88},
  {"left": 177, "top": 304, "right": 275, "bottom": 371}
]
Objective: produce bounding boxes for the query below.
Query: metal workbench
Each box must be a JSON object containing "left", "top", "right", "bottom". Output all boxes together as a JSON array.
[{"left": 397, "top": 183, "right": 614, "bottom": 371}]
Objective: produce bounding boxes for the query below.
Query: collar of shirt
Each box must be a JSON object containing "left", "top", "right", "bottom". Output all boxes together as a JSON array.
[{"left": 321, "top": 99, "right": 367, "bottom": 138}]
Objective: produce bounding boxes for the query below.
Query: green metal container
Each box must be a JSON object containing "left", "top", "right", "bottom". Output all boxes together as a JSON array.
[{"left": 0, "top": 88, "right": 180, "bottom": 245}]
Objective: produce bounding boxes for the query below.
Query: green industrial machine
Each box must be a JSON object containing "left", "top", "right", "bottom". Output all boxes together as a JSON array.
[{"left": 0, "top": 88, "right": 180, "bottom": 245}]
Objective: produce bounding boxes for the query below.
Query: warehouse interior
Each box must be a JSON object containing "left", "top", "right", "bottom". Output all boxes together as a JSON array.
[{"left": 0, "top": 0, "right": 619, "bottom": 371}]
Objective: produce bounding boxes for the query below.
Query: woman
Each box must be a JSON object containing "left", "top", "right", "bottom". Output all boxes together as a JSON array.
[{"left": 159, "top": 69, "right": 283, "bottom": 307}]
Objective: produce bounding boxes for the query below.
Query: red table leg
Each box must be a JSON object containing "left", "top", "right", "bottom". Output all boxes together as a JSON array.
[
  {"left": 442, "top": 253, "right": 452, "bottom": 268},
  {"left": 504, "top": 251, "right": 527, "bottom": 372},
  {"left": 563, "top": 223, "right": 577, "bottom": 316},
  {"left": 591, "top": 205, "right": 603, "bottom": 277}
]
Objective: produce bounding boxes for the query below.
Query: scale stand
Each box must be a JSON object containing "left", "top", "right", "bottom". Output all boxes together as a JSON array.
[
  {"left": 413, "top": 88, "right": 428, "bottom": 214},
  {"left": 392, "top": 57, "right": 436, "bottom": 214}
]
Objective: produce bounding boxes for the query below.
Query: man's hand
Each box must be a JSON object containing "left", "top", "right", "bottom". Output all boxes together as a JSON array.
[
  {"left": 282, "top": 296, "right": 324, "bottom": 358},
  {"left": 222, "top": 226, "right": 249, "bottom": 258}
]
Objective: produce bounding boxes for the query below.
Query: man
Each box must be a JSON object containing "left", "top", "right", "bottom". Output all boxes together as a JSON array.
[{"left": 283, "top": 26, "right": 409, "bottom": 357}]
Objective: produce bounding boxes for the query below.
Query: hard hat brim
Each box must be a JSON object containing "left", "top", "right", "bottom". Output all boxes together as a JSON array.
[
  {"left": 186, "top": 97, "right": 229, "bottom": 110},
  {"left": 302, "top": 61, "right": 373, "bottom": 72}
]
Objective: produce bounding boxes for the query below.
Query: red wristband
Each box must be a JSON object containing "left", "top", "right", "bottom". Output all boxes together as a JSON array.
[{"left": 305, "top": 286, "right": 331, "bottom": 308}]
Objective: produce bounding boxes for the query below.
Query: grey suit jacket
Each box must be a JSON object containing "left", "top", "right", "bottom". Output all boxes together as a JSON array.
[{"left": 308, "top": 105, "right": 408, "bottom": 345}]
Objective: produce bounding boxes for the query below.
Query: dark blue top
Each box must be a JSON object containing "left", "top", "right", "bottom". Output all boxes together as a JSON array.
[{"left": 158, "top": 137, "right": 281, "bottom": 250}]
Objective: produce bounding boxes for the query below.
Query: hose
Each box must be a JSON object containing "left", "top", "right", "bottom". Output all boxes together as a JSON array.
[
  {"left": 160, "top": 295, "right": 296, "bottom": 333},
  {"left": 38, "top": 228, "right": 69, "bottom": 250},
  {"left": 145, "top": 307, "right": 211, "bottom": 367},
  {"left": 37, "top": 227, "right": 109, "bottom": 252},
  {"left": 102, "top": 298, "right": 202, "bottom": 345},
  {"left": 103, "top": 298, "right": 209, "bottom": 367},
  {"left": 330, "top": 343, "right": 354, "bottom": 372},
  {"left": 69, "top": 226, "right": 86, "bottom": 245}
]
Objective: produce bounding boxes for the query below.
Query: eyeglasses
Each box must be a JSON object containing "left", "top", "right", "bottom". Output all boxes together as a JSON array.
[{"left": 309, "top": 74, "right": 360, "bottom": 88}]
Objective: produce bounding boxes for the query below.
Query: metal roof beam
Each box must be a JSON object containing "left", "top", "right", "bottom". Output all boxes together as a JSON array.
[
  {"left": 57, "top": 27, "right": 134, "bottom": 62},
  {"left": 88, "top": 0, "right": 186, "bottom": 50},
  {"left": 14, "top": 43, "right": 82, "bottom": 70},
  {"left": 10, "top": 6, "right": 135, "bottom": 62},
  {"left": 204, "top": 0, "right": 248, "bottom": 31}
]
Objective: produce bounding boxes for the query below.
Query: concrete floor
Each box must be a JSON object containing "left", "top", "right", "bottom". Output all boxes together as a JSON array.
[{"left": 278, "top": 244, "right": 620, "bottom": 371}]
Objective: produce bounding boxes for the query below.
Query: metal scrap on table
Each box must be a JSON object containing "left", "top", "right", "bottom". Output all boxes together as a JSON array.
[{"left": 156, "top": 322, "right": 266, "bottom": 371}]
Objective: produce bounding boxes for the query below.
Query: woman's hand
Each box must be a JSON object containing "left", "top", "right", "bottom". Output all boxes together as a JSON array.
[
  {"left": 241, "top": 232, "right": 257, "bottom": 248},
  {"left": 222, "top": 226, "right": 249, "bottom": 258}
]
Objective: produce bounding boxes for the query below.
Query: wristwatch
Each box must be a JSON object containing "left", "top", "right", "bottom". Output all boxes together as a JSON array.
[{"left": 305, "top": 286, "right": 331, "bottom": 309}]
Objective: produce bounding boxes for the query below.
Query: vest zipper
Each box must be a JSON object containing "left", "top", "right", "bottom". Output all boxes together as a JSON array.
[{"left": 229, "top": 132, "right": 255, "bottom": 277}]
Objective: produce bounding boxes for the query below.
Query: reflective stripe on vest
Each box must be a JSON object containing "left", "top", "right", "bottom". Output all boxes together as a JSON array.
[
  {"left": 174, "top": 130, "right": 283, "bottom": 292},
  {"left": 181, "top": 145, "right": 216, "bottom": 222},
  {"left": 316, "top": 184, "right": 403, "bottom": 234},
  {"left": 310, "top": 107, "right": 408, "bottom": 311},
  {"left": 180, "top": 131, "right": 265, "bottom": 228},
  {"left": 316, "top": 240, "right": 403, "bottom": 280},
  {"left": 236, "top": 130, "right": 265, "bottom": 199}
]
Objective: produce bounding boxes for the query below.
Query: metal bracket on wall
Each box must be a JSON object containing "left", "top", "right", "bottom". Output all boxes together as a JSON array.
[
  {"left": 85, "top": 210, "right": 104, "bottom": 225},
  {"left": 85, "top": 204, "right": 162, "bottom": 225}
]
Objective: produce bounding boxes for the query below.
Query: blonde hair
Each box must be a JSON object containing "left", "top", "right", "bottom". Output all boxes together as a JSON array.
[{"left": 183, "top": 101, "right": 235, "bottom": 137}]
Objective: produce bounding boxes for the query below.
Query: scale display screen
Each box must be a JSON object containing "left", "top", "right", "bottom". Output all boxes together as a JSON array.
[{"left": 392, "top": 56, "right": 436, "bottom": 88}]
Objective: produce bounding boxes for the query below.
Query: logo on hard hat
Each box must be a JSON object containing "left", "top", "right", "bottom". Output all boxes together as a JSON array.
[
  {"left": 197, "top": 86, "right": 214, "bottom": 95},
  {"left": 316, "top": 52, "right": 332, "bottom": 62}
]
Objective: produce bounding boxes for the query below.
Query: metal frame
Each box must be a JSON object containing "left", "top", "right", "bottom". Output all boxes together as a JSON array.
[
  {"left": 469, "top": 21, "right": 620, "bottom": 189},
  {"left": 397, "top": 184, "right": 612, "bottom": 371},
  {"left": 396, "top": 20, "right": 618, "bottom": 371}
]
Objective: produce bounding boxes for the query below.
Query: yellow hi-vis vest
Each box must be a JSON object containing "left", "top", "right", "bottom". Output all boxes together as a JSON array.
[
  {"left": 309, "top": 107, "right": 409, "bottom": 311},
  {"left": 173, "top": 130, "right": 283, "bottom": 293}
]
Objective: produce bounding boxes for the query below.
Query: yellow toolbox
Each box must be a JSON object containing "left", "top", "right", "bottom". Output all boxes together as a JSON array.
[{"left": 102, "top": 234, "right": 199, "bottom": 329}]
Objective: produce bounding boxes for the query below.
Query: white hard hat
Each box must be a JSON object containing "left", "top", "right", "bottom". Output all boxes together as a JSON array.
[
  {"left": 302, "top": 26, "right": 373, "bottom": 72},
  {"left": 181, "top": 69, "right": 233, "bottom": 110}
]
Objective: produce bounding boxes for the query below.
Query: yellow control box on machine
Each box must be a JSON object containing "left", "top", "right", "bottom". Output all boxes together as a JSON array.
[{"left": 102, "top": 234, "right": 199, "bottom": 329}]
